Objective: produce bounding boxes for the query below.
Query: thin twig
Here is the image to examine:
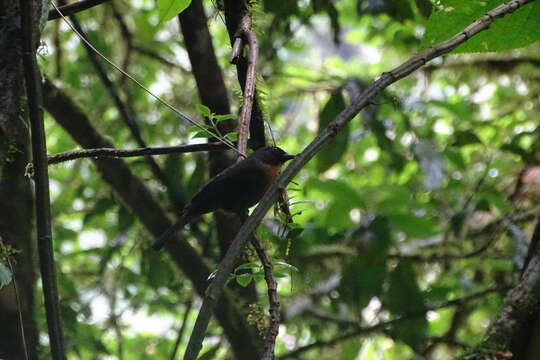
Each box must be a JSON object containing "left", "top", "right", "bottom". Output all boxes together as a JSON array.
[
  {"left": 132, "top": 45, "right": 190, "bottom": 73},
  {"left": 20, "top": 0, "right": 66, "bottom": 359},
  {"left": 223, "top": 0, "right": 266, "bottom": 149},
  {"left": 181, "top": 2, "right": 535, "bottom": 359},
  {"left": 231, "top": 12, "right": 258, "bottom": 159},
  {"left": 6, "top": 257, "right": 30, "bottom": 360},
  {"left": 48, "top": 0, "right": 110, "bottom": 20},
  {"left": 250, "top": 237, "right": 280, "bottom": 360},
  {"left": 47, "top": 142, "right": 230, "bottom": 164}
]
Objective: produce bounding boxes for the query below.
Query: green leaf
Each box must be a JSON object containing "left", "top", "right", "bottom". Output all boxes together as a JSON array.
[
  {"left": 196, "top": 104, "right": 212, "bottom": 117},
  {"left": 274, "top": 261, "right": 299, "bottom": 272},
  {"left": 286, "top": 227, "right": 304, "bottom": 239},
  {"left": 191, "top": 129, "right": 212, "bottom": 139},
  {"left": 383, "top": 260, "right": 428, "bottom": 350},
  {"left": 317, "top": 88, "right": 349, "bottom": 173},
  {"left": 235, "top": 273, "right": 253, "bottom": 287},
  {"left": 157, "top": 0, "right": 192, "bottom": 22},
  {"left": 225, "top": 132, "right": 238, "bottom": 141},
  {"left": 273, "top": 270, "right": 290, "bottom": 278},
  {"left": 213, "top": 114, "right": 234, "bottom": 122},
  {"left": 0, "top": 263, "right": 12, "bottom": 290},
  {"left": 421, "top": 0, "right": 540, "bottom": 53},
  {"left": 339, "top": 217, "right": 392, "bottom": 309},
  {"left": 387, "top": 214, "right": 440, "bottom": 238},
  {"left": 235, "top": 261, "right": 260, "bottom": 272}
]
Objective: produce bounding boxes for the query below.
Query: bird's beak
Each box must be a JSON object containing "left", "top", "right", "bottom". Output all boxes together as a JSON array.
[{"left": 283, "top": 153, "right": 296, "bottom": 161}]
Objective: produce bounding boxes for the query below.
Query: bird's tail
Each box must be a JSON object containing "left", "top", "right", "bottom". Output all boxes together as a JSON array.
[{"left": 152, "top": 214, "right": 190, "bottom": 251}]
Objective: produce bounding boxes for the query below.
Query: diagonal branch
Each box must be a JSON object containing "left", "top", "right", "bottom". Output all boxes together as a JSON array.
[{"left": 182, "top": 1, "right": 536, "bottom": 359}]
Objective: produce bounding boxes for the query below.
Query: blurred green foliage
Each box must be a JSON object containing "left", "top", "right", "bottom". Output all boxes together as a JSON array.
[{"left": 35, "top": 0, "right": 540, "bottom": 359}]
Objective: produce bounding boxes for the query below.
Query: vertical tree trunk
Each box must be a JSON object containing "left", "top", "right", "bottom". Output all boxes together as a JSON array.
[{"left": 0, "top": 1, "right": 39, "bottom": 359}]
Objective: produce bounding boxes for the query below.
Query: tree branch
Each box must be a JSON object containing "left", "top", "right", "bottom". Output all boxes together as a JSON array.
[
  {"left": 20, "top": 0, "right": 66, "bottom": 359},
  {"left": 47, "top": 143, "right": 229, "bottom": 165},
  {"left": 48, "top": 0, "right": 110, "bottom": 20},
  {"left": 468, "top": 219, "right": 540, "bottom": 358},
  {"left": 181, "top": 1, "right": 535, "bottom": 358},
  {"left": 224, "top": 0, "right": 266, "bottom": 149},
  {"left": 250, "top": 237, "right": 280, "bottom": 360},
  {"left": 231, "top": 11, "right": 258, "bottom": 159}
]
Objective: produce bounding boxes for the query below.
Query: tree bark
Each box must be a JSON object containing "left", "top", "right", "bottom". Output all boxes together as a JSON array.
[{"left": 0, "top": 1, "right": 39, "bottom": 359}]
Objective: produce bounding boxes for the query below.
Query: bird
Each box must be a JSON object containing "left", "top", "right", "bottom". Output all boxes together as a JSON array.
[{"left": 152, "top": 146, "right": 295, "bottom": 250}]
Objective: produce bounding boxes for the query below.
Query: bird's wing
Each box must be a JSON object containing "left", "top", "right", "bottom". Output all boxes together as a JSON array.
[{"left": 189, "top": 158, "right": 268, "bottom": 214}]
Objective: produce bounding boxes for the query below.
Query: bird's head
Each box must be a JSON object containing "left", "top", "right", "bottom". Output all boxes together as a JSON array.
[{"left": 251, "top": 146, "right": 296, "bottom": 166}]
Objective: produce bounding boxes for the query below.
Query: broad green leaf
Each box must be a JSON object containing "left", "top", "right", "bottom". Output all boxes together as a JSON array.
[
  {"left": 384, "top": 260, "right": 428, "bottom": 350},
  {"left": 317, "top": 88, "right": 349, "bottom": 173},
  {"left": 225, "top": 132, "right": 238, "bottom": 141},
  {"left": 192, "top": 129, "right": 212, "bottom": 138},
  {"left": 214, "top": 114, "right": 234, "bottom": 122},
  {"left": 196, "top": 104, "right": 212, "bottom": 117},
  {"left": 422, "top": 0, "right": 540, "bottom": 53},
  {"left": 286, "top": 227, "right": 304, "bottom": 239},
  {"left": 235, "top": 262, "right": 260, "bottom": 272},
  {"left": 235, "top": 273, "right": 253, "bottom": 287},
  {"left": 157, "top": 0, "right": 192, "bottom": 22},
  {"left": 274, "top": 262, "right": 299, "bottom": 272},
  {"left": 0, "top": 263, "right": 12, "bottom": 290},
  {"left": 273, "top": 270, "right": 290, "bottom": 278}
]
